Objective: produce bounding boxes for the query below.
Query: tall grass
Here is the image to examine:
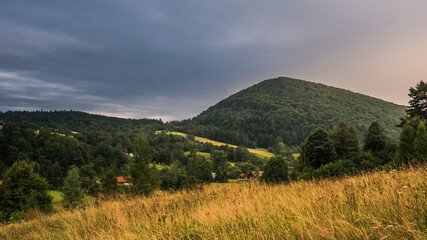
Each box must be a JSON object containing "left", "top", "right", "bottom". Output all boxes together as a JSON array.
[{"left": 1, "top": 165, "right": 426, "bottom": 239}]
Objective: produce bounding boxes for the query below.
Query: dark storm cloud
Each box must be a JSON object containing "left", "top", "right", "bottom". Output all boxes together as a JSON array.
[{"left": 1, "top": 1, "right": 427, "bottom": 120}]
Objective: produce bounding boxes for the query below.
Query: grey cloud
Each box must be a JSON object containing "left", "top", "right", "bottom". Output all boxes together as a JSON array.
[{"left": 1, "top": 0, "right": 426, "bottom": 120}]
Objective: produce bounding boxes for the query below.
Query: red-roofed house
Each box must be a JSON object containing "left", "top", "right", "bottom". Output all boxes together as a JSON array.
[
  {"left": 116, "top": 176, "right": 131, "bottom": 186},
  {"left": 247, "top": 171, "right": 264, "bottom": 179},
  {"left": 100, "top": 176, "right": 131, "bottom": 186}
]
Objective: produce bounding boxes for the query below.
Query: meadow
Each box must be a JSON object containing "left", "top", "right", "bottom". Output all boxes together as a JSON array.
[
  {"left": 1, "top": 165, "right": 425, "bottom": 240},
  {"left": 158, "top": 130, "right": 275, "bottom": 158}
]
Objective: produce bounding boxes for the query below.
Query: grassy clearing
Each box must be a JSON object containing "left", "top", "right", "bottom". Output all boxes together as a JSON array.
[
  {"left": 155, "top": 164, "right": 170, "bottom": 170},
  {"left": 184, "top": 151, "right": 211, "bottom": 159},
  {"left": 48, "top": 190, "right": 93, "bottom": 203},
  {"left": 48, "top": 190, "right": 63, "bottom": 202},
  {"left": 159, "top": 130, "right": 275, "bottom": 158},
  {"left": 1, "top": 165, "right": 426, "bottom": 239}
]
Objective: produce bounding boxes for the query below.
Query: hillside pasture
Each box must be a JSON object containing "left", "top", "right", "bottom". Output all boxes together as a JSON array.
[{"left": 158, "top": 130, "right": 275, "bottom": 158}]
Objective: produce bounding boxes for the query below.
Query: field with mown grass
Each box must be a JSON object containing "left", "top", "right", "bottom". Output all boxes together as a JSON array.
[
  {"left": 1, "top": 165, "right": 426, "bottom": 240},
  {"left": 157, "top": 130, "right": 275, "bottom": 158}
]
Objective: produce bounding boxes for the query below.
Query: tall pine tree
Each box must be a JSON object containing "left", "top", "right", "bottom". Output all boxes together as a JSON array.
[
  {"left": 129, "top": 135, "right": 159, "bottom": 196},
  {"left": 414, "top": 121, "right": 427, "bottom": 161}
]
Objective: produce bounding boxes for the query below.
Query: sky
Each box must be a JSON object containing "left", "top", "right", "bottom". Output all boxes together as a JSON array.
[{"left": 0, "top": 1, "right": 426, "bottom": 121}]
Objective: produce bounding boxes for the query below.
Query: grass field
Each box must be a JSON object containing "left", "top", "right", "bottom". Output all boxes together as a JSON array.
[
  {"left": 48, "top": 190, "right": 64, "bottom": 202},
  {"left": 155, "top": 164, "right": 170, "bottom": 170},
  {"left": 159, "top": 130, "right": 275, "bottom": 158},
  {"left": 48, "top": 190, "right": 93, "bottom": 203},
  {"left": 184, "top": 151, "right": 211, "bottom": 159},
  {"left": 1, "top": 165, "right": 425, "bottom": 239}
]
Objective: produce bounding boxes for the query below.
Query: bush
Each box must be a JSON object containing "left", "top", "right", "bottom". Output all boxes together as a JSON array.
[
  {"left": 314, "top": 159, "right": 356, "bottom": 178},
  {"left": 262, "top": 156, "right": 289, "bottom": 183}
]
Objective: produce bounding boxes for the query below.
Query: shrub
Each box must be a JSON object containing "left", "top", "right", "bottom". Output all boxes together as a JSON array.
[{"left": 262, "top": 156, "right": 289, "bottom": 183}]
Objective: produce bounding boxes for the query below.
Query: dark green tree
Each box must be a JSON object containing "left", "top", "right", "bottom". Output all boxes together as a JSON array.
[
  {"left": 302, "top": 128, "right": 336, "bottom": 168},
  {"left": 62, "top": 166, "right": 84, "bottom": 209},
  {"left": 330, "top": 122, "right": 360, "bottom": 160},
  {"left": 0, "top": 161, "right": 52, "bottom": 222},
  {"left": 364, "top": 121, "right": 387, "bottom": 152},
  {"left": 397, "top": 123, "right": 416, "bottom": 162},
  {"left": 407, "top": 80, "right": 427, "bottom": 120},
  {"left": 130, "top": 135, "right": 159, "bottom": 196},
  {"left": 262, "top": 156, "right": 289, "bottom": 183},
  {"left": 227, "top": 165, "right": 242, "bottom": 179},
  {"left": 236, "top": 162, "right": 256, "bottom": 174},
  {"left": 186, "top": 151, "right": 200, "bottom": 185},
  {"left": 160, "top": 161, "right": 187, "bottom": 190},
  {"left": 211, "top": 150, "right": 228, "bottom": 182},
  {"left": 414, "top": 121, "right": 427, "bottom": 161},
  {"left": 102, "top": 167, "right": 118, "bottom": 194},
  {"left": 198, "top": 159, "right": 213, "bottom": 182}
]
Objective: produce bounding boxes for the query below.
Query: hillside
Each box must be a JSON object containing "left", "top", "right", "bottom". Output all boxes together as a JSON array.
[
  {"left": 177, "top": 77, "right": 406, "bottom": 148},
  {"left": 0, "top": 110, "right": 163, "bottom": 134},
  {"left": 1, "top": 165, "right": 425, "bottom": 239}
]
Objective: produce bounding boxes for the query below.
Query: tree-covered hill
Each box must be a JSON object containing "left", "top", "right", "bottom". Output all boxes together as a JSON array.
[
  {"left": 0, "top": 110, "right": 163, "bottom": 134},
  {"left": 176, "top": 77, "right": 406, "bottom": 148}
]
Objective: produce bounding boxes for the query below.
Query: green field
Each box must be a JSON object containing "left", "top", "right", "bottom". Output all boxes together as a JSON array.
[
  {"left": 158, "top": 130, "right": 275, "bottom": 158},
  {"left": 155, "top": 164, "right": 170, "bottom": 170},
  {"left": 48, "top": 190, "right": 63, "bottom": 202},
  {"left": 48, "top": 190, "right": 93, "bottom": 202},
  {"left": 184, "top": 151, "right": 211, "bottom": 159}
]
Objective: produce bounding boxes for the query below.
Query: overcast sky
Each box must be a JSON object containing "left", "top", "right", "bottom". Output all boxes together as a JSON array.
[{"left": 1, "top": 1, "right": 426, "bottom": 121}]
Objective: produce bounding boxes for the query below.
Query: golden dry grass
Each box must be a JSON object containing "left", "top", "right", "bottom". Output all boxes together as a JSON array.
[{"left": 3, "top": 166, "right": 425, "bottom": 240}]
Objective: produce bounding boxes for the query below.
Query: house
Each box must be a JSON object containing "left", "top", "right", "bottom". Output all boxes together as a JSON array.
[
  {"left": 238, "top": 173, "right": 247, "bottom": 179},
  {"left": 116, "top": 176, "right": 131, "bottom": 186},
  {"left": 247, "top": 171, "right": 264, "bottom": 179},
  {"left": 100, "top": 176, "right": 131, "bottom": 186}
]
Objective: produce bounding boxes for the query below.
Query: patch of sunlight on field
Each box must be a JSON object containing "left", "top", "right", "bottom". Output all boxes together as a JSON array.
[
  {"left": 184, "top": 151, "right": 211, "bottom": 159},
  {"left": 49, "top": 191, "right": 93, "bottom": 203},
  {"left": 159, "top": 131, "right": 276, "bottom": 158},
  {"left": 49, "top": 190, "right": 64, "bottom": 202},
  {"left": 155, "top": 164, "right": 170, "bottom": 170}
]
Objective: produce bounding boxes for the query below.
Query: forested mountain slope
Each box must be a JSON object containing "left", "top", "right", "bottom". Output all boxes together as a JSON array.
[{"left": 177, "top": 77, "right": 406, "bottom": 148}]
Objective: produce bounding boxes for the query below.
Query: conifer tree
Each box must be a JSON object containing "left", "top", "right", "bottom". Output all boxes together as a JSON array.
[
  {"left": 130, "top": 135, "right": 159, "bottom": 196},
  {"left": 414, "top": 121, "right": 427, "bottom": 161},
  {"left": 62, "top": 166, "right": 83, "bottom": 209},
  {"left": 330, "top": 122, "right": 360, "bottom": 160},
  {"left": 364, "top": 121, "right": 386, "bottom": 152},
  {"left": 398, "top": 123, "right": 416, "bottom": 162},
  {"left": 303, "top": 128, "right": 336, "bottom": 168},
  {"left": 212, "top": 150, "right": 228, "bottom": 182},
  {"left": 407, "top": 80, "right": 427, "bottom": 120},
  {"left": 0, "top": 161, "right": 52, "bottom": 221},
  {"left": 186, "top": 150, "right": 200, "bottom": 185}
]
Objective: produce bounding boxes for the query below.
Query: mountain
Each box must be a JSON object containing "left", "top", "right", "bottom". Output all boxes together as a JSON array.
[{"left": 176, "top": 77, "right": 406, "bottom": 148}]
